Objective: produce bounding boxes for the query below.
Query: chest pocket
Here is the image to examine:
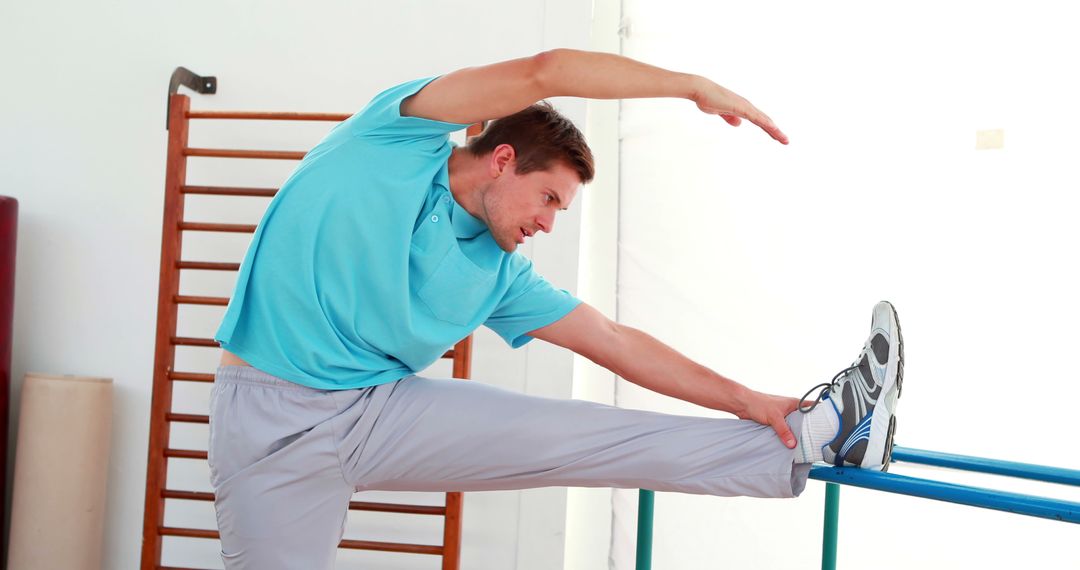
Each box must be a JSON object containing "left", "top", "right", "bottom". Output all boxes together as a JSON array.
[{"left": 417, "top": 245, "right": 496, "bottom": 326}]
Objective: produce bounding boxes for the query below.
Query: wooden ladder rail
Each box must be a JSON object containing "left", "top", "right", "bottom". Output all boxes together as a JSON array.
[{"left": 141, "top": 93, "right": 484, "bottom": 569}]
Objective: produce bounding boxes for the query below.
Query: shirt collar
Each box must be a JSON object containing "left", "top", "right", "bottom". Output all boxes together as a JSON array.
[
  {"left": 436, "top": 152, "right": 489, "bottom": 240},
  {"left": 450, "top": 197, "right": 488, "bottom": 239}
]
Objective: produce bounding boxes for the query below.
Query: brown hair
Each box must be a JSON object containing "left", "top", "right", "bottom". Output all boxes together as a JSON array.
[{"left": 465, "top": 101, "right": 595, "bottom": 184}]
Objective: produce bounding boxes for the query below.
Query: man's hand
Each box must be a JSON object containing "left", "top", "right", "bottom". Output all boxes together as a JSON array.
[
  {"left": 731, "top": 390, "right": 802, "bottom": 449},
  {"left": 690, "top": 80, "right": 789, "bottom": 145}
]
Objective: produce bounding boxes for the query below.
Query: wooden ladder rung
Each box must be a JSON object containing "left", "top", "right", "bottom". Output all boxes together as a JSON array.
[
  {"left": 184, "top": 148, "right": 306, "bottom": 160},
  {"left": 349, "top": 501, "right": 446, "bottom": 516},
  {"left": 167, "top": 413, "right": 209, "bottom": 424},
  {"left": 186, "top": 110, "right": 350, "bottom": 122},
  {"left": 182, "top": 185, "right": 278, "bottom": 198},
  {"left": 177, "top": 260, "right": 241, "bottom": 271},
  {"left": 163, "top": 489, "right": 214, "bottom": 502},
  {"left": 179, "top": 222, "right": 256, "bottom": 234},
  {"left": 169, "top": 371, "right": 215, "bottom": 383},
  {"left": 159, "top": 490, "right": 451, "bottom": 518},
  {"left": 174, "top": 295, "right": 229, "bottom": 306},
  {"left": 165, "top": 449, "right": 207, "bottom": 460},
  {"left": 338, "top": 539, "right": 443, "bottom": 555},
  {"left": 158, "top": 527, "right": 445, "bottom": 557},
  {"left": 160, "top": 526, "right": 217, "bottom": 539},
  {"left": 172, "top": 337, "right": 218, "bottom": 347}
]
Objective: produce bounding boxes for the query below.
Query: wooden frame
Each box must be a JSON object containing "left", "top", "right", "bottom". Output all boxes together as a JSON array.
[{"left": 140, "top": 93, "right": 480, "bottom": 570}]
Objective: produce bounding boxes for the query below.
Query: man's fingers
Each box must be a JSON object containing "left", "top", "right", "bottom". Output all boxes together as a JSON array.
[
  {"left": 772, "top": 416, "right": 796, "bottom": 449},
  {"left": 722, "top": 114, "right": 741, "bottom": 127},
  {"left": 743, "top": 106, "right": 789, "bottom": 145}
]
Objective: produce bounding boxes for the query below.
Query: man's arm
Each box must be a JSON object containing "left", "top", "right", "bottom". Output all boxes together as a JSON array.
[
  {"left": 529, "top": 303, "right": 801, "bottom": 448},
  {"left": 400, "top": 49, "right": 788, "bottom": 144}
]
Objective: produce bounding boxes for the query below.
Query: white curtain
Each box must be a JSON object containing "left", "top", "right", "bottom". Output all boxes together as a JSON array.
[{"left": 612, "top": 1, "right": 1080, "bottom": 568}]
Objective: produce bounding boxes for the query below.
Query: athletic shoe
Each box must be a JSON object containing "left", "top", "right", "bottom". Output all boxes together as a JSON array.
[{"left": 800, "top": 301, "right": 904, "bottom": 471}]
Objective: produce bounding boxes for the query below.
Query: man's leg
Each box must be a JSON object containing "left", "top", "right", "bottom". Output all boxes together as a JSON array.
[
  {"left": 333, "top": 375, "right": 810, "bottom": 498},
  {"left": 208, "top": 366, "right": 358, "bottom": 570}
]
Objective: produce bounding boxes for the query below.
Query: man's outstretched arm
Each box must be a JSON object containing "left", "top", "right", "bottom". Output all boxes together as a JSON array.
[
  {"left": 400, "top": 48, "right": 788, "bottom": 144},
  {"left": 528, "top": 303, "right": 801, "bottom": 448}
]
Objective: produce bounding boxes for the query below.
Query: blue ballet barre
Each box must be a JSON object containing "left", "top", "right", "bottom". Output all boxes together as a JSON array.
[{"left": 634, "top": 446, "right": 1080, "bottom": 570}]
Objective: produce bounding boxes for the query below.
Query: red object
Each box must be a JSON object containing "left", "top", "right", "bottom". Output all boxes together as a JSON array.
[{"left": 0, "top": 195, "right": 17, "bottom": 570}]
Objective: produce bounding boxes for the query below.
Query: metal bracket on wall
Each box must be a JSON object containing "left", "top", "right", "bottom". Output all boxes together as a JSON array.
[{"left": 167, "top": 67, "right": 217, "bottom": 129}]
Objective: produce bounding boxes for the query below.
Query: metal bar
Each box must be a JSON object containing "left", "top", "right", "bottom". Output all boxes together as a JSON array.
[
  {"left": 821, "top": 483, "right": 840, "bottom": 570},
  {"left": 635, "top": 489, "right": 654, "bottom": 570},
  {"left": 184, "top": 148, "right": 306, "bottom": 160},
  {"left": 808, "top": 466, "right": 1080, "bottom": 524},
  {"left": 177, "top": 261, "right": 241, "bottom": 271},
  {"left": 179, "top": 222, "right": 256, "bottom": 234},
  {"left": 142, "top": 92, "right": 190, "bottom": 570},
  {"left": 182, "top": 185, "right": 278, "bottom": 198},
  {"left": 892, "top": 446, "right": 1080, "bottom": 487},
  {"left": 338, "top": 539, "right": 443, "bottom": 555},
  {"left": 166, "top": 67, "right": 215, "bottom": 129},
  {"left": 187, "top": 110, "right": 350, "bottom": 121}
]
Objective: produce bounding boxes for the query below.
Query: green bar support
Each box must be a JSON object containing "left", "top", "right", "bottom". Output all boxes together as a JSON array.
[
  {"left": 822, "top": 483, "right": 840, "bottom": 570},
  {"left": 636, "top": 489, "right": 655, "bottom": 570}
]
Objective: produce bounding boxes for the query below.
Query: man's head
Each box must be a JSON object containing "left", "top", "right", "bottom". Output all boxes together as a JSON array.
[{"left": 463, "top": 102, "right": 594, "bottom": 252}]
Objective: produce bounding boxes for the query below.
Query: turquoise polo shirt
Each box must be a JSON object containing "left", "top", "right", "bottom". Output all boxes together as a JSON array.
[{"left": 214, "top": 76, "right": 582, "bottom": 390}]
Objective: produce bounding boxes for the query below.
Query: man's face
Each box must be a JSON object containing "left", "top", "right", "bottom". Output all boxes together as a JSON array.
[{"left": 480, "top": 159, "right": 581, "bottom": 253}]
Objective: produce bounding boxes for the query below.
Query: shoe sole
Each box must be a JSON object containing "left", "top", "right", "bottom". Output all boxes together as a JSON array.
[{"left": 862, "top": 301, "right": 903, "bottom": 471}]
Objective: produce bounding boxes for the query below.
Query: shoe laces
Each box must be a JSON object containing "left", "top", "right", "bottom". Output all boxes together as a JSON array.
[{"left": 798, "top": 363, "right": 859, "bottom": 414}]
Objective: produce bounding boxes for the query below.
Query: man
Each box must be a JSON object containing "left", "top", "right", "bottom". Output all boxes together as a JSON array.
[{"left": 210, "top": 49, "right": 903, "bottom": 569}]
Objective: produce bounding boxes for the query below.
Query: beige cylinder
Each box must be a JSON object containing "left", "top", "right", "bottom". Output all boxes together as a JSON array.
[{"left": 7, "top": 373, "right": 113, "bottom": 570}]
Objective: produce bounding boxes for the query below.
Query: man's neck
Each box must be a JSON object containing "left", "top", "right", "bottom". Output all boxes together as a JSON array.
[{"left": 447, "top": 147, "right": 488, "bottom": 222}]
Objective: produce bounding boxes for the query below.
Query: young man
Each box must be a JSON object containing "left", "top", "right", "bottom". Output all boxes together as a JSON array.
[{"left": 210, "top": 49, "right": 903, "bottom": 569}]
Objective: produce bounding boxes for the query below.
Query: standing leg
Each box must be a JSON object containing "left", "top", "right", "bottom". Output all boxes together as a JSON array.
[{"left": 209, "top": 366, "right": 357, "bottom": 570}]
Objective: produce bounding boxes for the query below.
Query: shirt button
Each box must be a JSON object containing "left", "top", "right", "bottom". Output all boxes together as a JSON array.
[{"left": 430, "top": 214, "right": 439, "bottom": 223}]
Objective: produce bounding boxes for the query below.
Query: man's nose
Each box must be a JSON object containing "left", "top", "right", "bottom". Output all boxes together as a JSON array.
[{"left": 536, "top": 212, "right": 555, "bottom": 233}]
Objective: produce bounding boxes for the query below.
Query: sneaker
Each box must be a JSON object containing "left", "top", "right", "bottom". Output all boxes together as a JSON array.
[{"left": 800, "top": 301, "right": 904, "bottom": 471}]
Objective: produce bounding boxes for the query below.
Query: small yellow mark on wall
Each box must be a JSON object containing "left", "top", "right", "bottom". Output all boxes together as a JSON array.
[{"left": 976, "top": 129, "right": 1005, "bottom": 150}]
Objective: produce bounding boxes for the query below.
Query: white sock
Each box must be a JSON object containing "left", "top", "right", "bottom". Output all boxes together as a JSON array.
[{"left": 796, "top": 401, "right": 841, "bottom": 464}]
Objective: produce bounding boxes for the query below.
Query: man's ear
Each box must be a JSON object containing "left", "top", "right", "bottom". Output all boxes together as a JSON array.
[{"left": 490, "top": 144, "right": 516, "bottom": 178}]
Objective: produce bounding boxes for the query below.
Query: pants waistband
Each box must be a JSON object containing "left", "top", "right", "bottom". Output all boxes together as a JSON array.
[{"left": 214, "top": 365, "right": 325, "bottom": 392}]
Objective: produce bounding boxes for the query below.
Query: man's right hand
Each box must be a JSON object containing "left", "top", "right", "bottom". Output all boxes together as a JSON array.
[{"left": 690, "top": 79, "right": 789, "bottom": 144}]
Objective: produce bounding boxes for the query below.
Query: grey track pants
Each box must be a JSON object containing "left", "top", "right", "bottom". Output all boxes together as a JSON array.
[{"left": 208, "top": 365, "right": 811, "bottom": 569}]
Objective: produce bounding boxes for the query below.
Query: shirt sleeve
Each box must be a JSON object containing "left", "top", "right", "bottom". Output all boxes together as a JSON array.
[
  {"left": 484, "top": 256, "right": 583, "bottom": 348},
  {"left": 346, "top": 76, "right": 472, "bottom": 147}
]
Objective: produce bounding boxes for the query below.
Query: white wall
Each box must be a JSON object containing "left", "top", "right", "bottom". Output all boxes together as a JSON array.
[
  {"left": 615, "top": 1, "right": 1080, "bottom": 568},
  {"left": 1, "top": 2, "right": 595, "bottom": 569}
]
